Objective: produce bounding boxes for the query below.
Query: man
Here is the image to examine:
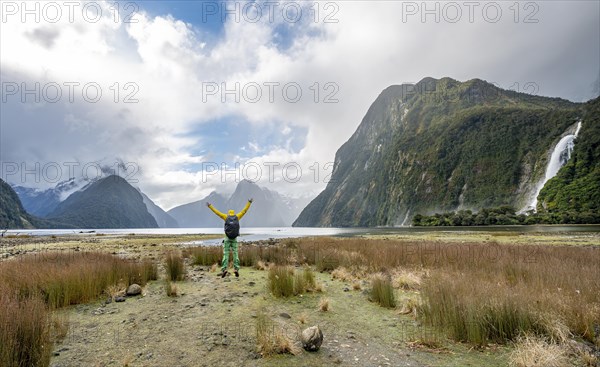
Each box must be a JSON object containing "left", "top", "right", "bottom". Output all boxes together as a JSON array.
[{"left": 206, "top": 198, "right": 253, "bottom": 278}]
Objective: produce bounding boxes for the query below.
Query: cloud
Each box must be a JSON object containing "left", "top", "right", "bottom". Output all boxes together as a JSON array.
[{"left": 1, "top": 0, "right": 598, "bottom": 210}]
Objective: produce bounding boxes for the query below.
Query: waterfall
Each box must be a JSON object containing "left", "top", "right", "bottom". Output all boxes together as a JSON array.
[{"left": 527, "top": 121, "right": 582, "bottom": 212}]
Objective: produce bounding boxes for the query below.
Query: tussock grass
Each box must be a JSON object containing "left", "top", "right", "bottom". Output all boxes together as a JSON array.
[
  {"left": 509, "top": 335, "right": 569, "bottom": 367},
  {"left": 302, "top": 266, "right": 316, "bottom": 290},
  {"left": 370, "top": 275, "right": 396, "bottom": 308},
  {"left": 189, "top": 238, "right": 600, "bottom": 346},
  {"left": 164, "top": 279, "right": 178, "bottom": 297},
  {"left": 391, "top": 269, "right": 423, "bottom": 290},
  {"left": 185, "top": 246, "right": 221, "bottom": 266},
  {"left": 256, "top": 312, "right": 301, "bottom": 356},
  {"left": 0, "top": 252, "right": 156, "bottom": 367},
  {"left": 0, "top": 252, "right": 157, "bottom": 308},
  {"left": 164, "top": 252, "right": 186, "bottom": 281},
  {"left": 268, "top": 266, "right": 317, "bottom": 297},
  {"left": 268, "top": 266, "right": 295, "bottom": 297},
  {"left": 0, "top": 293, "right": 51, "bottom": 367},
  {"left": 318, "top": 297, "right": 330, "bottom": 312},
  {"left": 263, "top": 237, "right": 600, "bottom": 346}
]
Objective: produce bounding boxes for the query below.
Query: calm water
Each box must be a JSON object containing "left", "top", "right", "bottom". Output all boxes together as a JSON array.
[{"left": 4, "top": 225, "right": 600, "bottom": 246}]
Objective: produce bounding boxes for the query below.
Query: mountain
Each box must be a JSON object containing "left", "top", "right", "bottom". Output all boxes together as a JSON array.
[
  {"left": 1, "top": 178, "right": 37, "bottom": 229},
  {"left": 12, "top": 177, "right": 92, "bottom": 217},
  {"left": 46, "top": 175, "right": 158, "bottom": 229},
  {"left": 168, "top": 191, "right": 228, "bottom": 228},
  {"left": 0, "top": 179, "right": 71, "bottom": 229},
  {"left": 226, "top": 180, "right": 287, "bottom": 227},
  {"left": 294, "top": 77, "right": 584, "bottom": 227},
  {"left": 168, "top": 180, "right": 309, "bottom": 227},
  {"left": 140, "top": 191, "right": 179, "bottom": 228},
  {"left": 536, "top": 97, "right": 600, "bottom": 213}
]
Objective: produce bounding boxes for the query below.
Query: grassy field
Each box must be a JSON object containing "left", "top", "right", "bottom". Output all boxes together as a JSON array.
[{"left": 1, "top": 232, "right": 599, "bottom": 366}]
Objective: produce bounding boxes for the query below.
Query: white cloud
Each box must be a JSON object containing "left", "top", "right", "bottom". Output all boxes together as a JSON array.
[{"left": 1, "top": 0, "right": 598, "bottom": 210}]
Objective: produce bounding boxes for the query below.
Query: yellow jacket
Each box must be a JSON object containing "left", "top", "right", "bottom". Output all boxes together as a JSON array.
[{"left": 208, "top": 201, "right": 252, "bottom": 221}]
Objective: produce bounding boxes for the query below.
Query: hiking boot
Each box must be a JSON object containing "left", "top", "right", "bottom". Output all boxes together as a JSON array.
[
  {"left": 234, "top": 270, "right": 239, "bottom": 277},
  {"left": 219, "top": 270, "right": 228, "bottom": 278}
]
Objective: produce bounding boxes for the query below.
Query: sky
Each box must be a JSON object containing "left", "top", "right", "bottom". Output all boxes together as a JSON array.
[{"left": 1, "top": 0, "right": 599, "bottom": 210}]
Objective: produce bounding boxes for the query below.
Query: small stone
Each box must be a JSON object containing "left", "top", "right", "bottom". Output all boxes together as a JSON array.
[
  {"left": 126, "top": 284, "right": 142, "bottom": 296},
  {"left": 115, "top": 296, "right": 126, "bottom": 302},
  {"left": 279, "top": 312, "right": 291, "bottom": 319},
  {"left": 248, "top": 281, "right": 256, "bottom": 286},
  {"left": 343, "top": 287, "right": 350, "bottom": 292}
]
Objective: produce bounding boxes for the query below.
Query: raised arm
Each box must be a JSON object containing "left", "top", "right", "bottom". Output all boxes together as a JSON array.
[
  {"left": 206, "top": 202, "right": 227, "bottom": 220},
  {"left": 236, "top": 199, "right": 253, "bottom": 220}
]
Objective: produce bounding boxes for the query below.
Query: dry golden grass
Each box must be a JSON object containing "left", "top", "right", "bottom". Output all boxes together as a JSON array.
[
  {"left": 298, "top": 312, "right": 308, "bottom": 325},
  {"left": 0, "top": 293, "right": 51, "bottom": 367},
  {"left": 319, "top": 297, "right": 330, "bottom": 312},
  {"left": 352, "top": 281, "right": 362, "bottom": 291},
  {"left": 0, "top": 252, "right": 157, "bottom": 309},
  {"left": 391, "top": 268, "right": 424, "bottom": 290},
  {"left": 398, "top": 298, "right": 420, "bottom": 317},
  {"left": 256, "top": 312, "right": 301, "bottom": 356},
  {"left": 0, "top": 252, "right": 157, "bottom": 367},
  {"left": 271, "top": 237, "right": 600, "bottom": 346},
  {"left": 255, "top": 260, "right": 269, "bottom": 271},
  {"left": 164, "top": 279, "right": 178, "bottom": 297},
  {"left": 177, "top": 233, "right": 596, "bottom": 347},
  {"left": 164, "top": 251, "right": 186, "bottom": 281},
  {"left": 580, "top": 351, "right": 598, "bottom": 367},
  {"left": 509, "top": 335, "right": 570, "bottom": 367},
  {"left": 187, "top": 238, "right": 600, "bottom": 345},
  {"left": 210, "top": 263, "right": 218, "bottom": 272},
  {"left": 331, "top": 266, "right": 355, "bottom": 282}
]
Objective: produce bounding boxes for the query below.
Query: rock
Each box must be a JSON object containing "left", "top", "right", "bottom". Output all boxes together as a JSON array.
[
  {"left": 126, "top": 284, "right": 142, "bottom": 296},
  {"left": 279, "top": 312, "right": 291, "bottom": 319},
  {"left": 115, "top": 296, "right": 126, "bottom": 302},
  {"left": 343, "top": 287, "right": 350, "bottom": 292},
  {"left": 301, "top": 325, "right": 324, "bottom": 351},
  {"left": 248, "top": 281, "right": 256, "bottom": 286}
]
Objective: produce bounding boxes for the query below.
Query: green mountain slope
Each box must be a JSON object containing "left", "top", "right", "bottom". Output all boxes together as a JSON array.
[
  {"left": 537, "top": 97, "right": 600, "bottom": 213},
  {"left": 1, "top": 178, "right": 36, "bottom": 229},
  {"left": 294, "top": 77, "right": 584, "bottom": 227},
  {"left": 47, "top": 175, "right": 158, "bottom": 229}
]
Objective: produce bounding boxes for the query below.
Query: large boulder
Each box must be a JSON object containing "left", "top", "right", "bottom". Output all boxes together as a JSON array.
[
  {"left": 126, "top": 284, "right": 142, "bottom": 296},
  {"left": 301, "top": 325, "right": 323, "bottom": 351}
]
